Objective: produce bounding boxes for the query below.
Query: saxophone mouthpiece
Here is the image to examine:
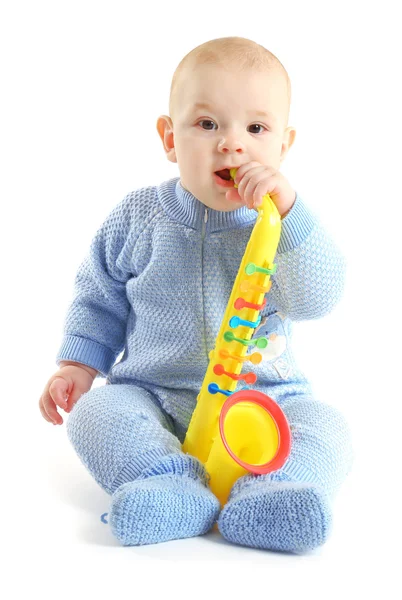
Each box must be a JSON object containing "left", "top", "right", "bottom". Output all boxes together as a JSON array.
[{"left": 229, "top": 168, "right": 238, "bottom": 188}]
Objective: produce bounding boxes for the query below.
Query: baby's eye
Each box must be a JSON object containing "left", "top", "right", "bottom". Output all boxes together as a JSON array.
[
  {"left": 248, "top": 123, "right": 266, "bottom": 134},
  {"left": 198, "top": 119, "right": 217, "bottom": 130}
]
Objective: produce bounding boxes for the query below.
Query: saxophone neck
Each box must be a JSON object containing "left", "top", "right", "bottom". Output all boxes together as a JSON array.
[{"left": 257, "top": 194, "right": 281, "bottom": 227}]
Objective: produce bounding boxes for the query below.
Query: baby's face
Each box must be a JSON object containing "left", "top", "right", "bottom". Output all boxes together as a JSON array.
[{"left": 164, "top": 64, "right": 293, "bottom": 211}]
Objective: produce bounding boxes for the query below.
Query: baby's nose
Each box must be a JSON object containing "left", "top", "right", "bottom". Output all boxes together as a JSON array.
[{"left": 218, "top": 137, "right": 245, "bottom": 154}]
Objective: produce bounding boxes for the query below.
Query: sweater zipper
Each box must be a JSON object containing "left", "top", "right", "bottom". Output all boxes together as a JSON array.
[
  {"left": 201, "top": 207, "right": 208, "bottom": 359},
  {"left": 201, "top": 208, "right": 208, "bottom": 240}
]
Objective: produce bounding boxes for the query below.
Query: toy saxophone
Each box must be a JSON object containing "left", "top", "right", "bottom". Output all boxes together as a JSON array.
[{"left": 182, "top": 168, "right": 291, "bottom": 506}]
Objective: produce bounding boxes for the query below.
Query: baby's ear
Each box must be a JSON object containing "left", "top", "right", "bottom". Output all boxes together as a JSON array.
[
  {"left": 156, "top": 115, "right": 177, "bottom": 163},
  {"left": 280, "top": 126, "right": 296, "bottom": 163}
]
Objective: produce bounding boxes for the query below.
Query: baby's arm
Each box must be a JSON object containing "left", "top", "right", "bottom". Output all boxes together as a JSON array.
[
  {"left": 268, "top": 194, "right": 346, "bottom": 320},
  {"left": 56, "top": 193, "right": 136, "bottom": 376},
  {"left": 40, "top": 192, "right": 139, "bottom": 424}
]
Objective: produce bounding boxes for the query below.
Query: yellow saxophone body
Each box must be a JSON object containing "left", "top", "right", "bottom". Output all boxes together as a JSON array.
[{"left": 183, "top": 169, "right": 291, "bottom": 506}]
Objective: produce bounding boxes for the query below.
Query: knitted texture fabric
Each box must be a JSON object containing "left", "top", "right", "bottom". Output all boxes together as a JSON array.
[
  {"left": 218, "top": 480, "right": 332, "bottom": 553},
  {"left": 60, "top": 176, "right": 352, "bottom": 549},
  {"left": 110, "top": 453, "right": 220, "bottom": 546},
  {"left": 57, "top": 177, "right": 347, "bottom": 432},
  {"left": 67, "top": 384, "right": 183, "bottom": 495},
  {"left": 272, "top": 395, "right": 353, "bottom": 497}
]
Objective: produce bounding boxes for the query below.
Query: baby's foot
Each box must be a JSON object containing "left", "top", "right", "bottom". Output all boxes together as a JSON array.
[
  {"left": 109, "top": 474, "right": 220, "bottom": 546},
  {"left": 218, "top": 479, "right": 332, "bottom": 553}
]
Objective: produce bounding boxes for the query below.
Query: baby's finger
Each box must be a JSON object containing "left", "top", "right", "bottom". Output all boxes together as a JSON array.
[
  {"left": 41, "top": 391, "right": 63, "bottom": 425},
  {"left": 65, "top": 386, "right": 85, "bottom": 413},
  {"left": 225, "top": 188, "right": 242, "bottom": 203},
  {"left": 253, "top": 178, "right": 275, "bottom": 208},
  {"left": 39, "top": 398, "right": 53, "bottom": 424},
  {"left": 240, "top": 169, "right": 267, "bottom": 207},
  {"left": 234, "top": 161, "right": 262, "bottom": 184},
  {"left": 49, "top": 377, "right": 69, "bottom": 410},
  {"left": 245, "top": 172, "right": 273, "bottom": 209}
]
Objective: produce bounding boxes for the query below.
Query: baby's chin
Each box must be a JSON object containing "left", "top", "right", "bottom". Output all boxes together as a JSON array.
[
  {"left": 205, "top": 189, "right": 245, "bottom": 212},
  {"left": 202, "top": 197, "right": 245, "bottom": 212},
  {"left": 221, "top": 201, "right": 245, "bottom": 212},
  {"left": 219, "top": 195, "right": 246, "bottom": 212},
  {"left": 181, "top": 181, "right": 244, "bottom": 212}
]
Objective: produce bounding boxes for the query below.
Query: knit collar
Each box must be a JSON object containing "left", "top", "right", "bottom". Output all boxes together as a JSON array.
[{"left": 157, "top": 177, "right": 256, "bottom": 233}]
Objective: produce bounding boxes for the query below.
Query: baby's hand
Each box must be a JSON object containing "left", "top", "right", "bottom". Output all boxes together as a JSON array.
[
  {"left": 39, "top": 362, "right": 97, "bottom": 425},
  {"left": 226, "top": 161, "right": 296, "bottom": 216}
]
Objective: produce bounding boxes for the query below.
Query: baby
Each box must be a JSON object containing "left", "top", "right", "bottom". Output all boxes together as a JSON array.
[{"left": 39, "top": 36, "right": 353, "bottom": 553}]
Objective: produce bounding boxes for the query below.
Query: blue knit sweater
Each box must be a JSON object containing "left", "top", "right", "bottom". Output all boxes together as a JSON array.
[{"left": 57, "top": 177, "right": 346, "bottom": 429}]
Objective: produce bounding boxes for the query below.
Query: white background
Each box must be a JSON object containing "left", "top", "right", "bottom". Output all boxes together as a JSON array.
[{"left": 1, "top": 1, "right": 400, "bottom": 598}]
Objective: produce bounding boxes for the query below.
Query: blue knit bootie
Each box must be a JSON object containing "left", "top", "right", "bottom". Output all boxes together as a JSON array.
[
  {"left": 109, "top": 453, "right": 221, "bottom": 546},
  {"left": 218, "top": 474, "right": 332, "bottom": 553}
]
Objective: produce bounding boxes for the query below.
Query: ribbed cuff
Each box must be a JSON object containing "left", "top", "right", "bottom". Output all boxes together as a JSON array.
[
  {"left": 110, "top": 447, "right": 175, "bottom": 494},
  {"left": 137, "top": 452, "right": 209, "bottom": 486},
  {"left": 56, "top": 335, "right": 116, "bottom": 377},
  {"left": 281, "top": 460, "right": 321, "bottom": 485},
  {"left": 277, "top": 193, "right": 317, "bottom": 254},
  {"left": 228, "top": 460, "right": 322, "bottom": 500}
]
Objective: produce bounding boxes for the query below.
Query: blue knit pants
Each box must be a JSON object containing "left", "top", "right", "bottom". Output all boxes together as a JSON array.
[{"left": 67, "top": 383, "right": 352, "bottom": 550}]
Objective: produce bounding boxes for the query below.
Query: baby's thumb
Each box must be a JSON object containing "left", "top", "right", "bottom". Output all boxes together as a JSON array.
[
  {"left": 51, "top": 376, "right": 70, "bottom": 409},
  {"left": 226, "top": 188, "right": 241, "bottom": 204},
  {"left": 65, "top": 383, "right": 91, "bottom": 412}
]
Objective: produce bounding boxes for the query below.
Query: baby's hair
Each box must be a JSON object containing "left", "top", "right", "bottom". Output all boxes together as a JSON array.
[{"left": 169, "top": 36, "right": 291, "bottom": 124}]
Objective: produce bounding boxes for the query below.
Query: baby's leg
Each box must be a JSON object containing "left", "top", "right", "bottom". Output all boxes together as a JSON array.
[
  {"left": 67, "top": 384, "right": 220, "bottom": 545},
  {"left": 218, "top": 395, "right": 353, "bottom": 553}
]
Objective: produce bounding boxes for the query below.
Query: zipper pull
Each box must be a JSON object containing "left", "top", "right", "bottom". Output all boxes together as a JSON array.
[{"left": 204, "top": 208, "right": 208, "bottom": 223}]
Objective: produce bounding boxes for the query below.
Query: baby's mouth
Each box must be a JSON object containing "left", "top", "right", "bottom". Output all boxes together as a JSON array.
[
  {"left": 213, "top": 169, "right": 235, "bottom": 188},
  {"left": 215, "top": 168, "right": 232, "bottom": 181}
]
